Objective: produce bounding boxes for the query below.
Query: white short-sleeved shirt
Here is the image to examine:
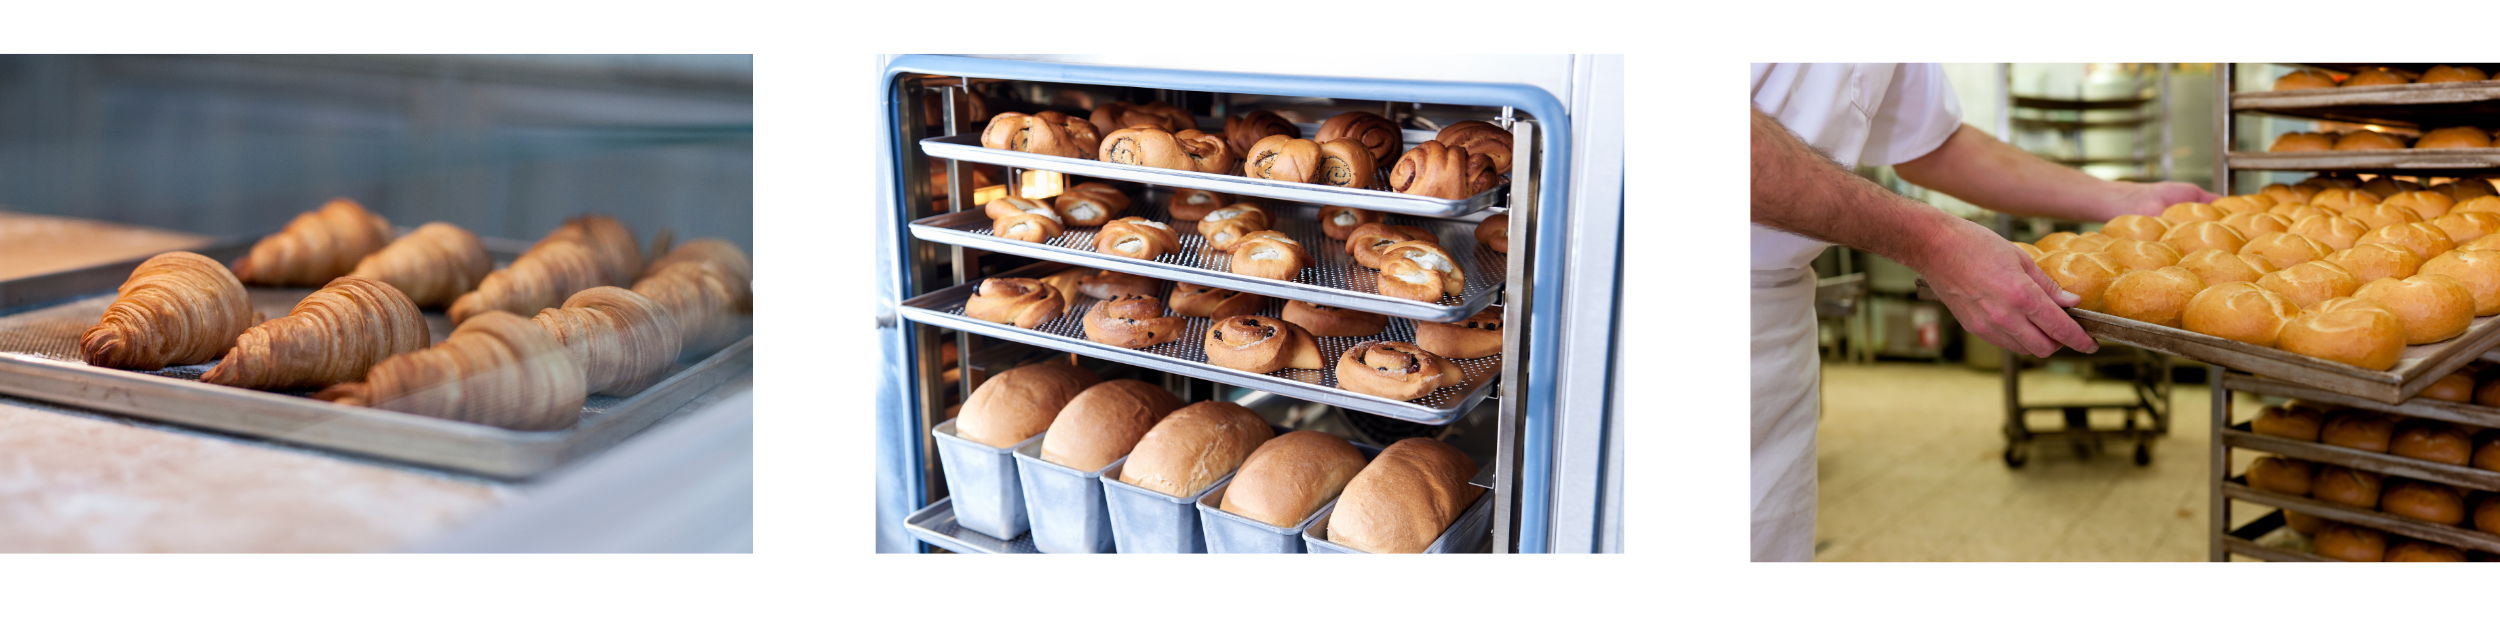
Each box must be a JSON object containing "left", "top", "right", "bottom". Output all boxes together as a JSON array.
[{"left": 1749, "top": 63, "right": 1964, "bottom": 270}]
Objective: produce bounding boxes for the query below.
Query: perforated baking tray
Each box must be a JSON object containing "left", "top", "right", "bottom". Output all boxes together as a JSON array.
[
  {"left": 896, "top": 263, "right": 1497, "bottom": 425},
  {"left": 0, "top": 239, "right": 753, "bottom": 479},
  {"left": 919, "top": 131, "right": 1504, "bottom": 218},
  {"left": 907, "top": 191, "right": 1501, "bottom": 323}
]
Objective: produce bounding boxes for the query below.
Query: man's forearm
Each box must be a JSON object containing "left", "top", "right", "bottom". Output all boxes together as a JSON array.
[
  {"left": 1892, "top": 124, "right": 2127, "bottom": 222},
  {"left": 1750, "top": 107, "right": 1955, "bottom": 270}
]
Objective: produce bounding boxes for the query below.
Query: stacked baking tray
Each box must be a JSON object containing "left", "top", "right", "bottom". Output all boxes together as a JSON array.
[
  {"left": 2213, "top": 373, "right": 2500, "bottom": 561},
  {"left": 918, "top": 124, "right": 1507, "bottom": 219}
]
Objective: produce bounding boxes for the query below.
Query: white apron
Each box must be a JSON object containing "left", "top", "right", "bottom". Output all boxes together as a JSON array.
[{"left": 1750, "top": 267, "right": 1820, "bottom": 562}]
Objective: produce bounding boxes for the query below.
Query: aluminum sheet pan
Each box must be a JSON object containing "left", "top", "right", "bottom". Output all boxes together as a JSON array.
[
  {"left": 897, "top": 263, "right": 1498, "bottom": 425},
  {"left": 904, "top": 496, "right": 1040, "bottom": 554},
  {"left": 908, "top": 193, "right": 1501, "bottom": 323},
  {"left": 919, "top": 133, "right": 1504, "bottom": 218}
]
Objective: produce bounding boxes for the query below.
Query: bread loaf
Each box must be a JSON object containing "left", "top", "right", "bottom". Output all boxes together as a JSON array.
[
  {"left": 2311, "top": 464, "right": 2382, "bottom": 509},
  {"left": 2380, "top": 480, "right": 2465, "bottom": 524},
  {"left": 1118, "top": 401, "right": 1273, "bottom": 498},
  {"left": 2313, "top": 523, "right": 2385, "bottom": 562},
  {"left": 2353, "top": 275, "right": 2474, "bottom": 344},
  {"left": 2252, "top": 404, "right": 2324, "bottom": 441},
  {"left": 1218, "top": 431, "right": 1370, "bottom": 528},
  {"left": 2419, "top": 372, "right": 2475, "bottom": 403},
  {"left": 2276, "top": 297, "right": 2404, "bottom": 370},
  {"left": 2182, "top": 282, "right": 2301, "bottom": 347},
  {"left": 2246, "top": 455, "right": 2313, "bottom": 496},
  {"left": 1039, "top": 380, "right": 1185, "bottom": 472},
  {"left": 1328, "top": 437, "right": 1481, "bottom": 554},
  {"left": 2420, "top": 249, "right": 2500, "bottom": 315},
  {"left": 2430, "top": 211, "right": 2500, "bottom": 244},
  {"left": 2321, "top": 412, "right": 2396, "bottom": 452},
  {"left": 2256, "top": 260, "right": 2361, "bottom": 308},
  {"left": 2387, "top": 419, "right": 2473, "bottom": 465},
  {"left": 957, "top": 361, "right": 1102, "bottom": 448}
]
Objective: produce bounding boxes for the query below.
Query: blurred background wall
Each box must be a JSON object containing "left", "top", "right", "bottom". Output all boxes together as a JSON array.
[{"left": 0, "top": 54, "right": 751, "bottom": 251}]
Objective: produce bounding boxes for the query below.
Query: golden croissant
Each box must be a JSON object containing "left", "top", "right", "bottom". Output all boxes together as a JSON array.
[
  {"left": 534, "top": 286, "right": 683, "bottom": 396},
  {"left": 314, "top": 311, "right": 586, "bottom": 431},
  {"left": 632, "top": 239, "right": 753, "bottom": 354},
  {"left": 1335, "top": 340, "right": 1464, "bottom": 401},
  {"left": 447, "top": 215, "right": 643, "bottom": 325},
  {"left": 230, "top": 198, "right": 396, "bottom": 286},
  {"left": 201, "top": 276, "right": 431, "bottom": 390},
  {"left": 79, "top": 251, "right": 263, "bottom": 370},
  {"left": 1204, "top": 315, "right": 1324, "bottom": 374},
  {"left": 346, "top": 222, "right": 492, "bottom": 308},
  {"left": 1315, "top": 111, "right": 1404, "bottom": 163}
]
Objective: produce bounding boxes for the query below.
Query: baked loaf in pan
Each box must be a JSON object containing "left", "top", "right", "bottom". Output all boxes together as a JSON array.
[
  {"left": 1220, "top": 430, "right": 1369, "bottom": 528},
  {"left": 1119, "top": 401, "right": 1274, "bottom": 498},
  {"left": 1328, "top": 437, "right": 1481, "bottom": 554},
  {"left": 79, "top": 251, "right": 263, "bottom": 370},
  {"left": 1040, "top": 379, "right": 1185, "bottom": 473},
  {"left": 313, "top": 311, "right": 585, "bottom": 431},
  {"left": 346, "top": 222, "right": 492, "bottom": 308},
  {"left": 231, "top": 198, "right": 395, "bottom": 287},
  {"left": 201, "top": 276, "right": 430, "bottom": 391},
  {"left": 953, "top": 360, "right": 1102, "bottom": 448}
]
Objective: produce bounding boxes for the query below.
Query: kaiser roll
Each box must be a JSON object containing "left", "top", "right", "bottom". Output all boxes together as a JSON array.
[
  {"left": 2384, "top": 539, "right": 2467, "bottom": 562},
  {"left": 2253, "top": 403, "right": 2325, "bottom": 441},
  {"left": 2213, "top": 195, "right": 2277, "bottom": 215},
  {"left": 2239, "top": 231, "right": 2330, "bottom": 268},
  {"left": 2183, "top": 281, "right": 2302, "bottom": 347},
  {"left": 2388, "top": 419, "right": 2474, "bottom": 465},
  {"left": 2160, "top": 221, "right": 2250, "bottom": 256},
  {"left": 2034, "top": 231, "right": 2079, "bottom": 251},
  {"left": 2380, "top": 479, "right": 2465, "bottom": 525},
  {"left": 2431, "top": 211, "right": 2500, "bottom": 244},
  {"left": 1039, "top": 379, "right": 1186, "bottom": 472},
  {"left": 2160, "top": 202, "right": 2229, "bottom": 223},
  {"left": 2102, "top": 267, "right": 2207, "bottom": 327},
  {"left": 2321, "top": 412, "right": 2397, "bottom": 453},
  {"left": 2103, "top": 239, "right": 2183, "bottom": 273},
  {"left": 2383, "top": 190, "right": 2458, "bottom": 219},
  {"left": 2313, "top": 523, "right": 2386, "bottom": 562},
  {"left": 2310, "top": 464, "right": 2383, "bottom": 508},
  {"left": 1218, "top": 430, "right": 1369, "bottom": 528},
  {"left": 2417, "top": 249, "right": 2500, "bottom": 315},
  {"left": 2416, "top": 126, "right": 2494, "bottom": 149},
  {"left": 1327, "top": 437, "right": 1482, "bottom": 554},
  {"left": 2269, "top": 203, "right": 2337, "bottom": 222},
  {"left": 2288, "top": 215, "right": 2370, "bottom": 251},
  {"left": 2273, "top": 69, "right": 2340, "bottom": 90},
  {"left": 2222, "top": 212, "right": 2295, "bottom": 239},
  {"left": 2261, "top": 183, "right": 2316, "bottom": 204},
  {"left": 2359, "top": 176, "right": 2423, "bottom": 200},
  {"left": 2311, "top": 188, "right": 2383, "bottom": 213},
  {"left": 2334, "top": 130, "right": 2408, "bottom": 151},
  {"left": 2418, "top": 64, "right": 2488, "bottom": 84},
  {"left": 2326, "top": 242, "right": 2425, "bottom": 283},
  {"left": 2346, "top": 202, "right": 2425, "bottom": 231},
  {"left": 2269, "top": 132, "right": 2335, "bottom": 152},
  {"left": 2419, "top": 371, "right": 2476, "bottom": 403},
  {"left": 2346, "top": 68, "right": 2413, "bottom": 87},
  {"left": 2035, "top": 251, "right": 2122, "bottom": 311},
  {"left": 2063, "top": 231, "right": 2117, "bottom": 254},
  {"left": 2277, "top": 297, "right": 2405, "bottom": 370},
  {"left": 2176, "top": 249, "right": 2275, "bottom": 285},
  {"left": 2456, "top": 196, "right": 2500, "bottom": 215},
  {"left": 1118, "top": 400, "right": 1274, "bottom": 497},
  {"left": 2101, "top": 214, "right": 2173, "bottom": 242},
  {"left": 2247, "top": 455, "right": 2314, "bottom": 496},
  {"left": 2355, "top": 222, "right": 2454, "bottom": 260},
  {"left": 2257, "top": 260, "right": 2362, "bottom": 308},
  {"left": 2013, "top": 241, "right": 2045, "bottom": 261},
  {"left": 958, "top": 361, "right": 1103, "bottom": 448},
  {"left": 2353, "top": 275, "right": 2475, "bottom": 344},
  {"left": 2479, "top": 495, "right": 2500, "bottom": 532}
]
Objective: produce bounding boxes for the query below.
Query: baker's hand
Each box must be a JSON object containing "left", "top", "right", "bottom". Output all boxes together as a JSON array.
[
  {"left": 2105, "top": 180, "right": 2220, "bottom": 219},
  {"left": 1916, "top": 217, "right": 2099, "bottom": 357}
]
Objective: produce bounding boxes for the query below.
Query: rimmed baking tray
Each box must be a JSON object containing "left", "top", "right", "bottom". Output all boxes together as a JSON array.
[
  {"left": 918, "top": 130, "right": 1504, "bottom": 218},
  {"left": 2220, "top": 475, "right": 2500, "bottom": 554},
  {"left": 2221, "top": 421, "right": 2500, "bottom": 492},
  {"left": 2224, "top": 149, "right": 2500, "bottom": 175},
  {"left": 896, "top": 263, "right": 1499, "bottom": 425},
  {"left": 904, "top": 496, "right": 1039, "bottom": 554},
  {"left": 0, "top": 240, "right": 754, "bottom": 479},
  {"left": 2218, "top": 372, "right": 2500, "bottom": 430},
  {"left": 2230, "top": 80, "right": 2500, "bottom": 128},
  {"left": 908, "top": 194, "right": 1501, "bottom": 323}
]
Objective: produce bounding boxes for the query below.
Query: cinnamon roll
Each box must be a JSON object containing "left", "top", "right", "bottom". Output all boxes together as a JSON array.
[
  {"left": 1094, "top": 216, "right": 1179, "bottom": 259},
  {"left": 1076, "top": 270, "right": 1163, "bottom": 301},
  {"left": 1033, "top": 111, "right": 1101, "bottom": 156},
  {"left": 1320, "top": 205, "right": 1381, "bottom": 240},
  {"left": 1316, "top": 138, "right": 1378, "bottom": 188},
  {"left": 1389, "top": 140, "right": 1499, "bottom": 200},
  {"left": 1281, "top": 300, "right": 1387, "bottom": 337},
  {"left": 965, "top": 278, "right": 1066, "bottom": 329},
  {"left": 1166, "top": 188, "right": 1231, "bottom": 221},
  {"left": 1229, "top": 231, "right": 1311, "bottom": 281},
  {"left": 1335, "top": 340, "right": 1465, "bottom": 401},
  {"left": 1091, "top": 101, "right": 1195, "bottom": 135},
  {"left": 1243, "top": 135, "right": 1322, "bottom": 184},
  {"left": 1203, "top": 315, "right": 1325, "bottom": 374},
  {"left": 1053, "top": 182, "right": 1129, "bottom": 227},
  {"left": 1377, "top": 240, "right": 1466, "bottom": 302},
  {"left": 1435, "top": 120, "right": 1516, "bottom": 174},
  {"left": 979, "top": 112, "right": 1096, "bottom": 159},
  {"left": 1223, "top": 109, "right": 1299, "bottom": 156},
  {"left": 1169, "top": 283, "right": 1267, "bottom": 319},
  {"left": 1315, "top": 111, "right": 1403, "bottom": 163},
  {"left": 1415, "top": 305, "right": 1503, "bottom": 359},
  {"left": 1346, "top": 222, "right": 1438, "bottom": 269},
  {"left": 1198, "top": 203, "right": 1274, "bottom": 252},
  {"left": 1475, "top": 214, "right": 1510, "bottom": 253},
  {"left": 1099, "top": 127, "right": 1232, "bottom": 174},
  {"left": 1081, "top": 293, "right": 1186, "bottom": 349}
]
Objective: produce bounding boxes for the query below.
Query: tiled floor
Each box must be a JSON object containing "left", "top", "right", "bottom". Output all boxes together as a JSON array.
[{"left": 1812, "top": 358, "right": 2269, "bottom": 562}]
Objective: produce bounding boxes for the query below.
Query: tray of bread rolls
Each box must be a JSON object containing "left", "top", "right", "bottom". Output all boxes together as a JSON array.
[
  {"left": 897, "top": 262, "right": 1499, "bottom": 425},
  {"left": 2224, "top": 150, "right": 2500, "bottom": 176},
  {"left": 0, "top": 211, "right": 754, "bottom": 479},
  {"left": 2220, "top": 474, "right": 2500, "bottom": 558},
  {"left": 907, "top": 186, "right": 1503, "bottom": 323}
]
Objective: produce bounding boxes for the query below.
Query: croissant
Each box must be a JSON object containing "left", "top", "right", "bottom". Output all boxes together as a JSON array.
[
  {"left": 79, "top": 251, "right": 262, "bottom": 370},
  {"left": 1415, "top": 305, "right": 1503, "bottom": 359},
  {"left": 1435, "top": 120, "right": 1516, "bottom": 174},
  {"left": 1377, "top": 240, "right": 1466, "bottom": 301},
  {"left": 1169, "top": 282, "right": 1267, "bottom": 318},
  {"left": 632, "top": 240, "right": 753, "bottom": 352},
  {"left": 1224, "top": 110, "right": 1299, "bottom": 156},
  {"left": 1230, "top": 231, "right": 1311, "bottom": 282},
  {"left": 1198, "top": 204, "right": 1274, "bottom": 252},
  {"left": 1076, "top": 270, "right": 1163, "bottom": 301},
  {"left": 1166, "top": 188, "right": 1231, "bottom": 221},
  {"left": 1204, "top": 315, "right": 1324, "bottom": 374},
  {"left": 199, "top": 276, "right": 429, "bottom": 390},
  {"left": 1053, "top": 182, "right": 1130, "bottom": 227},
  {"left": 1095, "top": 216, "right": 1179, "bottom": 259},
  {"left": 346, "top": 222, "right": 492, "bottom": 308},
  {"left": 1347, "top": 223, "right": 1438, "bottom": 269},
  {"left": 1320, "top": 206, "right": 1381, "bottom": 240},
  {"left": 965, "top": 277, "right": 1065, "bottom": 329},
  {"left": 230, "top": 198, "right": 395, "bottom": 286},
  {"left": 1091, "top": 101, "right": 1195, "bottom": 135},
  {"left": 1335, "top": 340, "right": 1464, "bottom": 401},
  {"left": 1390, "top": 140, "right": 1499, "bottom": 200},
  {"left": 1082, "top": 293, "right": 1186, "bottom": 348},
  {"left": 979, "top": 112, "right": 1097, "bottom": 159},
  {"left": 642, "top": 238, "right": 753, "bottom": 312},
  {"left": 447, "top": 215, "right": 643, "bottom": 325},
  {"left": 1100, "top": 127, "right": 1232, "bottom": 174},
  {"left": 533, "top": 286, "right": 682, "bottom": 396},
  {"left": 314, "top": 311, "right": 586, "bottom": 431},
  {"left": 1243, "top": 135, "right": 1322, "bottom": 184},
  {"left": 1315, "top": 111, "right": 1404, "bottom": 163},
  {"left": 1280, "top": 299, "right": 1387, "bottom": 337},
  {"left": 1474, "top": 213, "right": 1511, "bottom": 254}
]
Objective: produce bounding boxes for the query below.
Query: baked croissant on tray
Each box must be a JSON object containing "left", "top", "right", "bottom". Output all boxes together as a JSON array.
[
  {"left": 231, "top": 198, "right": 396, "bottom": 287},
  {"left": 346, "top": 222, "right": 492, "bottom": 308},
  {"left": 314, "top": 311, "right": 586, "bottom": 431},
  {"left": 534, "top": 286, "right": 682, "bottom": 396},
  {"left": 447, "top": 215, "right": 643, "bottom": 326},
  {"left": 201, "top": 276, "right": 431, "bottom": 390},
  {"left": 79, "top": 251, "right": 263, "bottom": 370},
  {"left": 632, "top": 238, "right": 753, "bottom": 354}
]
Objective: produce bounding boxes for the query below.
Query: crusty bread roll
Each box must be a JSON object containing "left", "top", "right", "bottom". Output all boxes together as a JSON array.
[
  {"left": 2360, "top": 177, "right": 2423, "bottom": 200},
  {"left": 1119, "top": 401, "right": 1273, "bottom": 498},
  {"left": 1040, "top": 379, "right": 1187, "bottom": 472},
  {"left": 2013, "top": 241, "right": 2045, "bottom": 261},
  {"left": 2238, "top": 231, "right": 2330, "bottom": 268},
  {"left": 2262, "top": 183, "right": 2316, "bottom": 204},
  {"left": 2381, "top": 480, "right": 2465, "bottom": 524},
  {"left": 2274, "top": 69, "right": 2340, "bottom": 90},
  {"left": 2344, "top": 68, "right": 2412, "bottom": 87},
  {"left": 2418, "top": 249, "right": 2500, "bottom": 315},
  {"left": 2416, "top": 126, "right": 2493, "bottom": 149},
  {"left": 2384, "top": 539, "right": 2467, "bottom": 562},
  {"left": 2392, "top": 190, "right": 2457, "bottom": 218},
  {"left": 2034, "top": 231, "right": 2079, "bottom": 251},
  {"left": 2461, "top": 196, "right": 2500, "bottom": 216},
  {"left": 2220, "top": 212, "right": 2293, "bottom": 239},
  {"left": 2063, "top": 232, "right": 2117, "bottom": 254},
  {"left": 2469, "top": 235, "right": 2500, "bottom": 253},
  {"left": 958, "top": 361, "right": 1103, "bottom": 448},
  {"left": 2252, "top": 404, "right": 2324, "bottom": 441},
  {"left": 2035, "top": 251, "right": 2122, "bottom": 311},
  {"left": 2310, "top": 188, "right": 2383, "bottom": 213},
  {"left": 2160, "top": 202, "right": 2229, "bottom": 223},
  {"left": 2246, "top": 455, "right": 2314, "bottom": 496},
  {"left": 2443, "top": 179, "right": 2499, "bottom": 202},
  {"left": 2214, "top": 194, "right": 2279, "bottom": 214},
  {"left": 2277, "top": 297, "right": 2405, "bottom": 369},
  {"left": 2101, "top": 267, "right": 2206, "bottom": 328},
  {"left": 2283, "top": 511, "right": 2328, "bottom": 535},
  {"left": 2175, "top": 249, "right": 2275, "bottom": 285},
  {"left": 2103, "top": 239, "right": 2182, "bottom": 273},
  {"left": 2101, "top": 215, "right": 2173, "bottom": 242},
  {"left": 2311, "top": 464, "right": 2382, "bottom": 509},
  {"left": 2354, "top": 275, "right": 2474, "bottom": 344},
  {"left": 2269, "top": 132, "right": 2335, "bottom": 152},
  {"left": 2429, "top": 212, "right": 2500, "bottom": 245},
  {"left": 1218, "top": 431, "right": 1370, "bottom": 528},
  {"left": 2326, "top": 242, "right": 2425, "bottom": 283},
  {"left": 2419, "top": 372, "right": 2475, "bottom": 402},
  {"left": 2479, "top": 495, "right": 2500, "bottom": 533},
  {"left": 2183, "top": 281, "right": 2302, "bottom": 347},
  {"left": 2313, "top": 523, "right": 2385, "bottom": 562},
  {"left": 2358, "top": 222, "right": 2456, "bottom": 262},
  {"left": 2478, "top": 433, "right": 2500, "bottom": 471},
  {"left": 2346, "top": 203, "right": 2425, "bottom": 231},
  {"left": 2268, "top": 203, "right": 2337, "bottom": 222},
  {"left": 2160, "top": 221, "right": 2249, "bottom": 256},
  {"left": 2419, "top": 65, "right": 2488, "bottom": 84},
  {"left": 1327, "top": 437, "right": 1481, "bottom": 554},
  {"left": 2388, "top": 419, "right": 2474, "bottom": 465},
  {"left": 2289, "top": 215, "right": 2370, "bottom": 251},
  {"left": 2321, "top": 412, "right": 2397, "bottom": 452},
  {"left": 2257, "top": 260, "right": 2362, "bottom": 308}
]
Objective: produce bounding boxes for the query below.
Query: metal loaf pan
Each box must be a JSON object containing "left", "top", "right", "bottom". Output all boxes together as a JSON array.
[
  {"left": 1012, "top": 437, "right": 1123, "bottom": 554},
  {"left": 1195, "top": 439, "right": 1385, "bottom": 554},
  {"left": 907, "top": 195, "right": 1502, "bottom": 323},
  {"left": 1304, "top": 485, "right": 1494, "bottom": 554},
  {"left": 904, "top": 496, "right": 1040, "bottom": 554},
  {"left": 931, "top": 418, "right": 1039, "bottom": 541},
  {"left": 918, "top": 132, "right": 1504, "bottom": 218},
  {"left": 1096, "top": 425, "right": 1295, "bottom": 554}
]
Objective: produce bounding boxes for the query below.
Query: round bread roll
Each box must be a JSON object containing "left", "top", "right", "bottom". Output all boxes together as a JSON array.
[
  {"left": 2269, "top": 132, "right": 2335, "bottom": 152},
  {"left": 2183, "top": 281, "right": 2302, "bottom": 347},
  {"left": 2213, "top": 195, "right": 2277, "bottom": 215},
  {"left": 2417, "top": 249, "right": 2500, "bottom": 315},
  {"left": 1039, "top": 379, "right": 1187, "bottom": 472},
  {"left": 2013, "top": 241, "right": 2045, "bottom": 261},
  {"left": 2343, "top": 68, "right": 2412, "bottom": 87},
  {"left": 2347, "top": 203, "right": 2425, "bottom": 231},
  {"left": 2305, "top": 175, "right": 2362, "bottom": 190},
  {"left": 2311, "top": 464, "right": 2382, "bottom": 508},
  {"left": 2283, "top": 510, "right": 2329, "bottom": 535},
  {"left": 1218, "top": 430, "right": 1370, "bottom": 528},
  {"left": 2429, "top": 211, "right": 2500, "bottom": 244},
  {"left": 2252, "top": 404, "right": 2325, "bottom": 441},
  {"left": 2274, "top": 69, "right": 2340, "bottom": 91},
  {"left": 2035, "top": 251, "right": 2122, "bottom": 312},
  {"left": 2416, "top": 126, "right": 2494, "bottom": 149},
  {"left": 2103, "top": 239, "right": 2182, "bottom": 273},
  {"left": 2262, "top": 183, "right": 2315, "bottom": 204},
  {"left": 2381, "top": 480, "right": 2465, "bottom": 524},
  {"left": 2418, "top": 64, "right": 2489, "bottom": 84},
  {"left": 1118, "top": 400, "right": 1275, "bottom": 498},
  {"left": 2326, "top": 242, "right": 2425, "bottom": 283},
  {"left": 2063, "top": 232, "right": 2117, "bottom": 254},
  {"left": 2101, "top": 267, "right": 2206, "bottom": 327},
  {"left": 2257, "top": 260, "right": 2362, "bottom": 308},
  {"left": 2360, "top": 177, "right": 2424, "bottom": 200},
  {"left": 2288, "top": 215, "right": 2369, "bottom": 251},
  {"left": 2478, "top": 433, "right": 2500, "bottom": 471},
  {"left": 2268, "top": 203, "right": 2337, "bottom": 222},
  {"left": 2175, "top": 249, "right": 2276, "bottom": 285},
  {"left": 2384, "top": 190, "right": 2458, "bottom": 219},
  {"left": 2160, "top": 221, "right": 2249, "bottom": 256},
  {"left": 2238, "top": 231, "right": 2330, "bottom": 267},
  {"left": 2246, "top": 455, "right": 2314, "bottom": 496},
  {"left": 2457, "top": 196, "right": 2500, "bottom": 215},
  {"left": 2101, "top": 215, "right": 2173, "bottom": 242},
  {"left": 2277, "top": 297, "right": 2405, "bottom": 370},
  {"left": 2034, "top": 231, "right": 2079, "bottom": 251},
  {"left": 2159, "top": 202, "right": 2228, "bottom": 223},
  {"left": 2313, "top": 523, "right": 2386, "bottom": 562},
  {"left": 2443, "top": 178, "right": 2499, "bottom": 201},
  {"left": 2221, "top": 212, "right": 2294, "bottom": 239},
  {"left": 2321, "top": 412, "right": 2397, "bottom": 452},
  {"left": 2354, "top": 275, "right": 2474, "bottom": 344},
  {"left": 2310, "top": 189, "right": 2383, "bottom": 213},
  {"left": 2479, "top": 495, "right": 2500, "bottom": 533},
  {"left": 2419, "top": 372, "right": 2475, "bottom": 403},
  {"left": 2384, "top": 539, "right": 2467, "bottom": 562},
  {"left": 2468, "top": 235, "right": 2500, "bottom": 253},
  {"left": 2478, "top": 378, "right": 2500, "bottom": 407},
  {"left": 2388, "top": 419, "right": 2474, "bottom": 465},
  {"left": 957, "top": 361, "right": 1104, "bottom": 448},
  {"left": 1326, "top": 437, "right": 1482, "bottom": 554},
  {"left": 2335, "top": 130, "right": 2408, "bottom": 151}
]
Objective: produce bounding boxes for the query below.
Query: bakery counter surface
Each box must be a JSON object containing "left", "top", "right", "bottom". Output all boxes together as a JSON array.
[{"left": 919, "top": 130, "right": 1507, "bottom": 218}]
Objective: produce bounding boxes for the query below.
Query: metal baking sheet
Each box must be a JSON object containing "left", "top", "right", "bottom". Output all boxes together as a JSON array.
[
  {"left": 897, "top": 263, "right": 1499, "bottom": 425},
  {"left": 2225, "top": 149, "right": 2500, "bottom": 175},
  {"left": 2221, "top": 421, "right": 2500, "bottom": 492},
  {"left": 2219, "top": 372, "right": 2500, "bottom": 430},
  {"left": 919, "top": 132, "right": 1504, "bottom": 218},
  {"left": 2221, "top": 476, "right": 2500, "bottom": 554},
  {"left": 904, "top": 496, "right": 1040, "bottom": 554},
  {"left": 908, "top": 194, "right": 1501, "bottom": 323},
  {"left": 2230, "top": 81, "right": 2500, "bottom": 129},
  {"left": 0, "top": 240, "right": 753, "bottom": 479}
]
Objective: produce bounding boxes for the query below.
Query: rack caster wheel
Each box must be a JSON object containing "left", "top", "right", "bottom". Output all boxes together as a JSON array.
[
  {"left": 2134, "top": 443, "right": 2151, "bottom": 466},
  {"left": 2004, "top": 446, "right": 2028, "bottom": 468}
]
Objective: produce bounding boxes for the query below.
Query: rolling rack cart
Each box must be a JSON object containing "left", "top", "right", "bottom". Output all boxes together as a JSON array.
[
  {"left": 2207, "top": 62, "right": 2500, "bottom": 561},
  {"left": 871, "top": 55, "right": 1625, "bottom": 553}
]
